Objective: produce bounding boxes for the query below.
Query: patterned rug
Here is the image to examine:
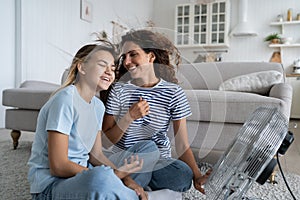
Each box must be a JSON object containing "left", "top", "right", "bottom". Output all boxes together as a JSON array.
[
  {"left": 0, "top": 140, "right": 299, "bottom": 200},
  {"left": 183, "top": 172, "right": 300, "bottom": 200},
  {"left": 183, "top": 163, "right": 300, "bottom": 200}
]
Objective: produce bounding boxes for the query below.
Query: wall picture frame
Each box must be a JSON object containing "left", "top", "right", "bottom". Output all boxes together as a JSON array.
[{"left": 80, "top": 0, "right": 92, "bottom": 22}]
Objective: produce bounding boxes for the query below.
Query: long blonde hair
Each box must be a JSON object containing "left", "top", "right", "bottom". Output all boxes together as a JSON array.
[{"left": 54, "top": 42, "right": 117, "bottom": 96}]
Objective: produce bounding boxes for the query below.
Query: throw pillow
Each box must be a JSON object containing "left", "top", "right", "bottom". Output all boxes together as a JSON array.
[{"left": 218, "top": 70, "right": 283, "bottom": 95}]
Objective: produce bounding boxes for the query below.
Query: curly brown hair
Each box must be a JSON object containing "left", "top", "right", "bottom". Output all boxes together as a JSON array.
[{"left": 116, "top": 29, "right": 181, "bottom": 83}]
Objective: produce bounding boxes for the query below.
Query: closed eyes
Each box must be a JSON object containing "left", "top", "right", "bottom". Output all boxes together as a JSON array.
[{"left": 98, "top": 60, "right": 116, "bottom": 71}]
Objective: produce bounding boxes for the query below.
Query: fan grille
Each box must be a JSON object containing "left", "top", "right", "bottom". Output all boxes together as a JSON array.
[{"left": 205, "top": 107, "right": 288, "bottom": 200}]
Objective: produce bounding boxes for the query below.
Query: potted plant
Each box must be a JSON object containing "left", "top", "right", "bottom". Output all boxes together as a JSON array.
[{"left": 264, "top": 33, "right": 281, "bottom": 44}]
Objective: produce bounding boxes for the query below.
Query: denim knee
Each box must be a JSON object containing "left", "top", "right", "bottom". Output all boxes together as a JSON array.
[
  {"left": 133, "top": 140, "right": 159, "bottom": 154},
  {"left": 129, "top": 140, "right": 160, "bottom": 169},
  {"left": 85, "top": 166, "right": 120, "bottom": 190},
  {"left": 150, "top": 159, "right": 193, "bottom": 192},
  {"left": 175, "top": 163, "right": 193, "bottom": 191},
  {"left": 167, "top": 161, "right": 193, "bottom": 192}
]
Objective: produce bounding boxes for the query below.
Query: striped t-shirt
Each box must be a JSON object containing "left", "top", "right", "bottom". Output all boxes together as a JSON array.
[{"left": 105, "top": 79, "right": 192, "bottom": 158}]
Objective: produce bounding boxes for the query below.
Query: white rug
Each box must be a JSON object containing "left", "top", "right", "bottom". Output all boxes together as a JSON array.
[{"left": 0, "top": 140, "right": 299, "bottom": 200}]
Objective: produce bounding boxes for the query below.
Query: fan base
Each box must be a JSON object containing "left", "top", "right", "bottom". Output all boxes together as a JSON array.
[{"left": 268, "top": 171, "right": 278, "bottom": 184}]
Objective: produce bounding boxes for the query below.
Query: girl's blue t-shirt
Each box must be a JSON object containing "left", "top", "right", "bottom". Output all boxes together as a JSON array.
[{"left": 27, "top": 85, "right": 104, "bottom": 193}]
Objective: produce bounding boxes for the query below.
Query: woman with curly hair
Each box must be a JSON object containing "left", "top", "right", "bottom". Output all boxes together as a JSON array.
[{"left": 102, "top": 29, "right": 210, "bottom": 196}]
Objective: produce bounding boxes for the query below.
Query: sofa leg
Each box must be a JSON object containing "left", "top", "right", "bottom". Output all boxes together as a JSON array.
[{"left": 11, "top": 130, "right": 21, "bottom": 150}]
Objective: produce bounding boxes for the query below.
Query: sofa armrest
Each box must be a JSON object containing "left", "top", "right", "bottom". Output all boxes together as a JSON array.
[
  {"left": 2, "top": 81, "right": 60, "bottom": 110},
  {"left": 269, "top": 83, "right": 293, "bottom": 120}
]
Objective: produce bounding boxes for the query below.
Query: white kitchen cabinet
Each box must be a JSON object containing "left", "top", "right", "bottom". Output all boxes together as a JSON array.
[
  {"left": 175, "top": 0, "right": 230, "bottom": 48},
  {"left": 287, "top": 75, "right": 300, "bottom": 119}
]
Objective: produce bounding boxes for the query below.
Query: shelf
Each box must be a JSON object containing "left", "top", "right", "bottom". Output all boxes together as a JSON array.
[
  {"left": 269, "top": 43, "right": 300, "bottom": 48},
  {"left": 270, "top": 21, "right": 300, "bottom": 26},
  {"left": 287, "top": 73, "right": 300, "bottom": 77},
  {"left": 269, "top": 21, "right": 300, "bottom": 35}
]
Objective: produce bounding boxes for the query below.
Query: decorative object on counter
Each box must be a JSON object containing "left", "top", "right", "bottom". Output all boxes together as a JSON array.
[
  {"left": 287, "top": 8, "right": 293, "bottom": 21},
  {"left": 294, "top": 58, "right": 300, "bottom": 67},
  {"left": 293, "top": 66, "right": 300, "bottom": 74},
  {"left": 193, "top": 53, "right": 217, "bottom": 63},
  {"left": 205, "top": 53, "right": 217, "bottom": 62},
  {"left": 277, "top": 14, "right": 284, "bottom": 22},
  {"left": 270, "top": 51, "right": 281, "bottom": 63},
  {"left": 293, "top": 59, "right": 300, "bottom": 74},
  {"left": 193, "top": 49, "right": 228, "bottom": 63},
  {"left": 264, "top": 33, "right": 281, "bottom": 44},
  {"left": 281, "top": 36, "right": 293, "bottom": 44}
]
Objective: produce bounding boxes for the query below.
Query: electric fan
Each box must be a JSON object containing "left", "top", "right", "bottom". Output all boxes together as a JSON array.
[{"left": 205, "top": 106, "right": 293, "bottom": 200}]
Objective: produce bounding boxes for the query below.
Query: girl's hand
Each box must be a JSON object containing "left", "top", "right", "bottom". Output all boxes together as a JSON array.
[
  {"left": 124, "top": 177, "right": 148, "bottom": 200},
  {"left": 114, "top": 155, "right": 143, "bottom": 179}
]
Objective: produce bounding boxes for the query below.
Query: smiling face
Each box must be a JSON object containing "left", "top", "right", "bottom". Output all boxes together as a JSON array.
[
  {"left": 81, "top": 50, "right": 115, "bottom": 92},
  {"left": 121, "top": 41, "right": 155, "bottom": 80}
]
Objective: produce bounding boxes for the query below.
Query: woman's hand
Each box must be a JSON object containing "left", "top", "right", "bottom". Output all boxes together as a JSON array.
[
  {"left": 114, "top": 155, "right": 143, "bottom": 179},
  {"left": 193, "top": 169, "right": 212, "bottom": 194},
  {"left": 128, "top": 97, "right": 149, "bottom": 120}
]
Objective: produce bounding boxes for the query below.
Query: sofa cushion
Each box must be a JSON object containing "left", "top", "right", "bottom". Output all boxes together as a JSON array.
[
  {"left": 184, "top": 89, "right": 283, "bottom": 123},
  {"left": 177, "top": 62, "right": 284, "bottom": 90},
  {"left": 218, "top": 70, "right": 283, "bottom": 95}
]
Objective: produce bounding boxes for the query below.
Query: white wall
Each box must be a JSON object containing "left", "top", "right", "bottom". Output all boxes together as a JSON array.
[
  {"left": 0, "top": 0, "right": 15, "bottom": 128},
  {"left": 21, "top": 0, "right": 152, "bottom": 83},
  {"left": 153, "top": 0, "right": 300, "bottom": 72},
  {"left": 0, "top": 0, "right": 154, "bottom": 128},
  {"left": 2, "top": 0, "right": 300, "bottom": 128},
  {"left": 20, "top": 0, "right": 154, "bottom": 85},
  {"left": 228, "top": 0, "right": 300, "bottom": 72}
]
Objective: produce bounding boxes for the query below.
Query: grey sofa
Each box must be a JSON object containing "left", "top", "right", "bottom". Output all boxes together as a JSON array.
[
  {"left": 170, "top": 62, "right": 293, "bottom": 165},
  {"left": 2, "top": 79, "right": 62, "bottom": 149},
  {"left": 2, "top": 62, "right": 292, "bottom": 163}
]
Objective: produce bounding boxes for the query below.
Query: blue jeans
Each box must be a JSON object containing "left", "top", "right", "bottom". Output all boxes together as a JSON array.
[
  {"left": 31, "top": 165, "right": 139, "bottom": 200},
  {"left": 108, "top": 141, "right": 193, "bottom": 192},
  {"left": 149, "top": 158, "right": 193, "bottom": 192},
  {"left": 108, "top": 140, "right": 160, "bottom": 188}
]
